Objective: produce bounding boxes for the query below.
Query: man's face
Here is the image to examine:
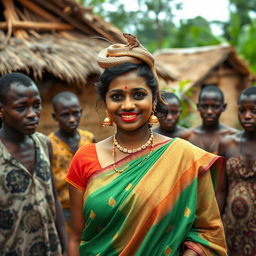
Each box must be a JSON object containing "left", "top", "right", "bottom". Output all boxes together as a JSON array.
[
  {"left": 238, "top": 94, "right": 256, "bottom": 132},
  {"left": 0, "top": 82, "right": 41, "bottom": 135},
  {"left": 157, "top": 98, "right": 181, "bottom": 132},
  {"left": 197, "top": 91, "right": 226, "bottom": 127},
  {"left": 52, "top": 97, "right": 82, "bottom": 134}
]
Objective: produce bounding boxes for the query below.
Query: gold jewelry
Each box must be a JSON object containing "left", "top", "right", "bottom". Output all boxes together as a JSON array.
[
  {"left": 148, "top": 112, "right": 159, "bottom": 125},
  {"left": 102, "top": 114, "right": 113, "bottom": 127},
  {"left": 112, "top": 132, "right": 154, "bottom": 173},
  {"left": 112, "top": 146, "right": 129, "bottom": 173},
  {"left": 113, "top": 131, "right": 153, "bottom": 153}
]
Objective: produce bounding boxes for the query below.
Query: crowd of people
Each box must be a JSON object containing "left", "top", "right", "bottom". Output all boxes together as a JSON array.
[{"left": 0, "top": 33, "right": 255, "bottom": 255}]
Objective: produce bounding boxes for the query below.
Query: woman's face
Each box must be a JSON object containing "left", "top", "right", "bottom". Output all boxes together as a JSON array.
[{"left": 105, "top": 70, "right": 153, "bottom": 132}]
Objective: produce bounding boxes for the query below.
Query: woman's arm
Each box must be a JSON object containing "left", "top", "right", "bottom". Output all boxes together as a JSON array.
[{"left": 68, "top": 184, "right": 86, "bottom": 256}]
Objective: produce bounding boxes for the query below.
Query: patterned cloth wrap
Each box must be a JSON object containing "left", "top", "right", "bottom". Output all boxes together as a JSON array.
[
  {"left": 67, "top": 138, "right": 227, "bottom": 256},
  {"left": 0, "top": 132, "right": 62, "bottom": 256}
]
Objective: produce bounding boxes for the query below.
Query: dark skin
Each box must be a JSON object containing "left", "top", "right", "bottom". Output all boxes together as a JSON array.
[
  {"left": 184, "top": 90, "right": 237, "bottom": 154},
  {"left": 217, "top": 94, "right": 256, "bottom": 214},
  {"left": 52, "top": 96, "right": 84, "bottom": 153},
  {"left": 154, "top": 97, "right": 188, "bottom": 138},
  {"left": 0, "top": 82, "right": 67, "bottom": 255}
]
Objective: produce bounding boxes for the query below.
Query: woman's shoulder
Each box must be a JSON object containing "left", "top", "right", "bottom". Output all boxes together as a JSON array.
[
  {"left": 74, "top": 142, "right": 98, "bottom": 162},
  {"left": 71, "top": 142, "right": 101, "bottom": 173}
]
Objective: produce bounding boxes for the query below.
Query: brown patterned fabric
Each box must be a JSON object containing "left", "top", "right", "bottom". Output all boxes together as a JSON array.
[
  {"left": 0, "top": 133, "right": 62, "bottom": 256},
  {"left": 223, "top": 155, "right": 256, "bottom": 256}
]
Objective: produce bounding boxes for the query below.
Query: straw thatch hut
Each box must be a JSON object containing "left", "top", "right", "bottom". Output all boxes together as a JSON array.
[
  {"left": 0, "top": 0, "right": 175, "bottom": 140},
  {"left": 155, "top": 44, "right": 252, "bottom": 128}
]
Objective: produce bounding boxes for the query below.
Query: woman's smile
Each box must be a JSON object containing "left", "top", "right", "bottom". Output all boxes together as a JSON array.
[{"left": 119, "top": 112, "right": 139, "bottom": 122}]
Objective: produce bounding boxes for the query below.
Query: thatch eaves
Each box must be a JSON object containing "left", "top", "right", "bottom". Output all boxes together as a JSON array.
[
  {"left": 0, "top": 0, "right": 126, "bottom": 85},
  {"left": 155, "top": 44, "right": 251, "bottom": 90},
  {"left": 0, "top": 0, "right": 175, "bottom": 86}
]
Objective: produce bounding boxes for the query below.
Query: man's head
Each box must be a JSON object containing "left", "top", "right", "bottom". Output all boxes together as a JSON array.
[
  {"left": 197, "top": 85, "right": 226, "bottom": 127},
  {"left": 0, "top": 72, "right": 41, "bottom": 135},
  {"left": 238, "top": 86, "right": 256, "bottom": 132},
  {"left": 52, "top": 91, "right": 82, "bottom": 134},
  {"left": 156, "top": 91, "right": 182, "bottom": 132}
]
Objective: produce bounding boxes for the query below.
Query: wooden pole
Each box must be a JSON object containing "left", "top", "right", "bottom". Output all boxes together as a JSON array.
[{"left": 0, "top": 21, "right": 74, "bottom": 31}]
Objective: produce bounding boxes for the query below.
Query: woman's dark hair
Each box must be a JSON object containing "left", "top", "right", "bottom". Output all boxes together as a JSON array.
[{"left": 96, "top": 62, "right": 158, "bottom": 102}]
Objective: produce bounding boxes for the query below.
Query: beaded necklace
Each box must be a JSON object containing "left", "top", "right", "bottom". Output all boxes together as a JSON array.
[
  {"left": 112, "top": 132, "right": 154, "bottom": 173},
  {"left": 113, "top": 131, "right": 153, "bottom": 154}
]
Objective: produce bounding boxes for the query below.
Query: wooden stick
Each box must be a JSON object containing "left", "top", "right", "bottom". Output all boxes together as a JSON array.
[
  {"left": 2, "top": 0, "right": 28, "bottom": 39},
  {"left": 33, "top": 0, "right": 94, "bottom": 34},
  {"left": 17, "top": 0, "right": 61, "bottom": 22},
  {"left": 0, "top": 21, "right": 74, "bottom": 31}
]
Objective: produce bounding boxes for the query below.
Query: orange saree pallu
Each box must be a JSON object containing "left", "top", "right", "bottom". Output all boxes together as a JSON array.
[{"left": 76, "top": 139, "right": 227, "bottom": 255}]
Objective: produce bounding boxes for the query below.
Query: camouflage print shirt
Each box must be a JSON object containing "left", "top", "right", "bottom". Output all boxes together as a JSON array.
[{"left": 0, "top": 132, "right": 62, "bottom": 256}]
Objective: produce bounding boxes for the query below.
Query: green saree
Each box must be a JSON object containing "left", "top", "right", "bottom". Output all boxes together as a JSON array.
[{"left": 79, "top": 138, "right": 227, "bottom": 255}]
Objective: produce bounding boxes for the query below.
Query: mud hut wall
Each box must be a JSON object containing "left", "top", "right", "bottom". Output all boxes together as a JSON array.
[{"left": 37, "top": 80, "right": 115, "bottom": 141}]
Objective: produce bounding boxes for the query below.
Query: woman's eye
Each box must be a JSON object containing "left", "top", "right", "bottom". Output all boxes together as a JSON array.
[
  {"left": 110, "top": 94, "right": 123, "bottom": 101},
  {"left": 134, "top": 91, "right": 146, "bottom": 100}
]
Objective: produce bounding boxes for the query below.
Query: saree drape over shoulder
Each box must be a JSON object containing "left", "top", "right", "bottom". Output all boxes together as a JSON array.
[{"left": 67, "top": 138, "right": 227, "bottom": 256}]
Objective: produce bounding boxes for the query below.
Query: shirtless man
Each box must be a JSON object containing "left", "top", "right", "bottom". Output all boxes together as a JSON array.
[{"left": 184, "top": 85, "right": 237, "bottom": 154}]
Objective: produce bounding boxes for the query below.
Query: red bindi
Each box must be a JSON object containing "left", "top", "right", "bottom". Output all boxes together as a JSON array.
[{"left": 124, "top": 86, "right": 128, "bottom": 90}]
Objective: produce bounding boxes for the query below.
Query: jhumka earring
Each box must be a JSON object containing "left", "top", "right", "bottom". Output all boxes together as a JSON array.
[
  {"left": 102, "top": 113, "right": 113, "bottom": 127},
  {"left": 148, "top": 108, "right": 159, "bottom": 125}
]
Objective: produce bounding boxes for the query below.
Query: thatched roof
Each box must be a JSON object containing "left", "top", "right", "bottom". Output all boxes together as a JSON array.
[
  {"left": 0, "top": 0, "right": 174, "bottom": 86},
  {"left": 155, "top": 44, "right": 251, "bottom": 90},
  {"left": 0, "top": 0, "right": 126, "bottom": 85}
]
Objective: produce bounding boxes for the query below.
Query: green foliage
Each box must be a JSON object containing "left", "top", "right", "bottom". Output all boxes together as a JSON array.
[
  {"left": 229, "top": 0, "right": 256, "bottom": 26},
  {"left": 162, "top": 80, "right": 196, "bottom": 128},
  {"left": 79, "top": 0, "right": 256, "bottom": 76},
  {"left": 172, "top": 16, "right": 223, "bottom": 48},
  {"left": 236, "top": 20, "right": 256, "bottom": 72}
]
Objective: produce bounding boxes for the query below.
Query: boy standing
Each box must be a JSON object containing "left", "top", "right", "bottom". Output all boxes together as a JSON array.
[
  {"left": 0, "top": 73, "right": 67, "bottom": 255},
  {"left": 184, "top": 85, "right": 237, "bottom": 154},
  {"left": 218, "top": 87, "right": 256, "bottom": 254},
  {"left": 48, "top": 91, "right": 95, "bottom": 233}
]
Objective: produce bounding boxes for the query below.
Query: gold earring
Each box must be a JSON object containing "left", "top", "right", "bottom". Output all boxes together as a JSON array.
[
  {"left": 102, "top": 114, "right": 113, "bottom": 127},
  {"left": 148, "top": 111, "right": 159, "bottom": 125}
]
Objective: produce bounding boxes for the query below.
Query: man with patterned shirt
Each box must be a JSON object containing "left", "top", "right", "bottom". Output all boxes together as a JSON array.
[
  {"left": 48, "top": 91, "right": 95, "bottom": 234},
  {"left": 0, "top": 73, "right": 67, "bottom": 255}
]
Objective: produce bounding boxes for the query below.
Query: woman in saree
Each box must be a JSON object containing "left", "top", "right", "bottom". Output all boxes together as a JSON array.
[{"left": 66, "top": 33, "right": 227, "bottom": 256}]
